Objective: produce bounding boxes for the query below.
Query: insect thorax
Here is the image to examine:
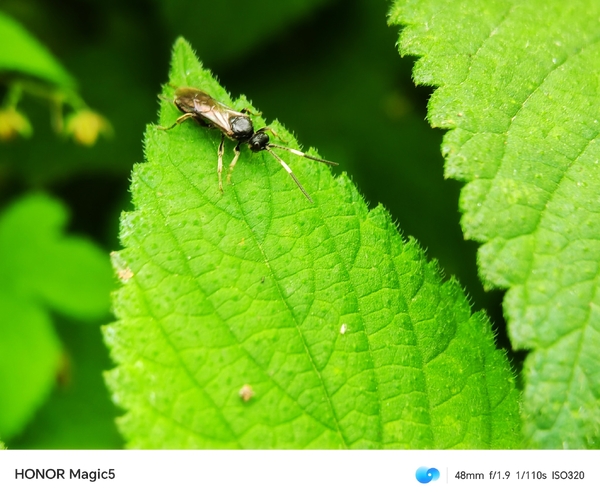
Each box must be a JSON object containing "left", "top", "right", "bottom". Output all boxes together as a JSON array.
[{"left": 230, "top": 116, "right": 254, "bottom": 141}]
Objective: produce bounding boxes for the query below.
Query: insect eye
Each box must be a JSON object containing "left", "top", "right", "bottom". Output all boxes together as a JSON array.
[
  {"left": 249, "top": 132, "right": 270, "bottom": 152},
  {"left": 230, "top": 116, "right": 254, "bottom": 140}
]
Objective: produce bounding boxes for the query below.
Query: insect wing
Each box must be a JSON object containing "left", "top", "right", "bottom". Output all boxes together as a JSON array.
[{"left": 174, "top": 87, "right": 245, "bottom": 138}]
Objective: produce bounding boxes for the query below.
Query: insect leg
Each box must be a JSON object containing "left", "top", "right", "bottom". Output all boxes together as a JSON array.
[
  {"left": 265, "top": 147, "right": 313, "bottom": 203},
  {"left": 268, "top": 143, "right": 338, "bottom": 166},
  {"left": 217, "top": 135, "right": 225, "bottom": 192},
  {"left": 239, "top": 108, "right": 262, "bottom": 117},
  {"left": 157, "top": 112, "right": 196, "bottom": 131},
  {"left": 227, "top": 142, "right": 242, "bottom": 184}
]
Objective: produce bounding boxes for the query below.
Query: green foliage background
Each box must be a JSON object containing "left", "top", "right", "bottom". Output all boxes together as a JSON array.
[{"left": 2, "top": 0, "right": 598, "bottom": 449}]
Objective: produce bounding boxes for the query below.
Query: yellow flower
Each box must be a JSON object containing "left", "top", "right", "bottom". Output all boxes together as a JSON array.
[
  {"left": 0, "top": 108, "right": 33, "bottom": 141},
  {"left": 65, "top": 109, "right": 112, "bottom": 146}
]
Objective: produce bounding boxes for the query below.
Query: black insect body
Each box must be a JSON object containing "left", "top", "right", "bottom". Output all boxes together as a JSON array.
[{"left": 159, "top": 87, "right": 337, "bottom": 202}]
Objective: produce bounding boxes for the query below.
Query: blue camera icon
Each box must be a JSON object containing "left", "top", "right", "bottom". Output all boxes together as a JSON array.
[{"left": 415, "top": 467, "right": 440, "bottom": 484}]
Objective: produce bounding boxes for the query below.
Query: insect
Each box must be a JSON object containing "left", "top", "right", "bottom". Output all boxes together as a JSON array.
[{"left": 159, "top": 87, "right": 338, "bottom": 202}]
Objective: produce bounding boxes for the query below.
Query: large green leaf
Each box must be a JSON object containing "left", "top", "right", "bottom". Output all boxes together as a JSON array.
[
  {"left": 390, "top": 0, "right": 600, "bottom": 448},
  {"left": 104, "top": 38, "right": 519, "bottom": 449}
]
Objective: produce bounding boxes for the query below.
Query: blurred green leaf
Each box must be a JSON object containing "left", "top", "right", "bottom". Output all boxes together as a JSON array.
[
  {"left": 0, "top": 10, "right": 74, "bottom": 88},
  {"left": 0, "top": 290, "right": 60, "bottom": 440},
  {"left": 0, "top": 194, "right": 113, "bottom": 439},
  {"left": 7, "top": 319, "right": 123, "bottom": 449},
  {"left": 390, "top": 0, "right": 600, "bottom": 448},
  {"left": 104, "top": 39, "right": 519, "bottom": 449},
  {"left": 1, "top": 5, "right": 160, "bottom": 185}
]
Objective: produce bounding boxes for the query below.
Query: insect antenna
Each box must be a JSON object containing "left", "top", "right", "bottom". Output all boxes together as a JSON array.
[
  {"left": 265, "top": 147, "right": 314, "bottom": 203},
  {"left": 267, "top": 143, "right": 339, "bottom": 166}
]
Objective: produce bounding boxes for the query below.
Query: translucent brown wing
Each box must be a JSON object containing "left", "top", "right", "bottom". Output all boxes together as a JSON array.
[{"left": 173, "top": 87, "right": 246, "bottom": 138}]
